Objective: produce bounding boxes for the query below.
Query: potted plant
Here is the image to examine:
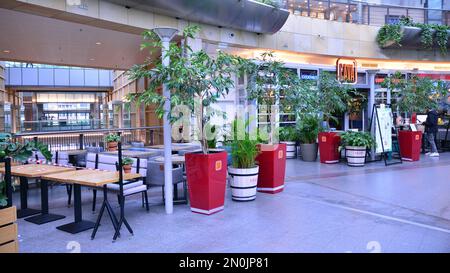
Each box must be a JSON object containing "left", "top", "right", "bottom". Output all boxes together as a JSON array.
[
  {"left": 340, "top": 131, "right": 375, "bottom": 167},
  {"left": 105, "top": 134, "right": 120, "bottom": 151},
  {"left": 241, "top": 52, "right": 303, "bottom": 193},
  {"left": 279, "top": 126, "right": 298, "bottom": 159},
  {"left": 228, "top": 119, "right": 260, "bottom": 201},
  {"left": 382, "top": 72, "right": 448, "bottom": 161},
  {"left": 297, "top": 114, "right": 321, "bottom": 162},
  {"left": 122, "top": 157, "right": 134, "bottom": 173},
  {"left": 126, "top": 26, "right": 242, "bottom": 215}
]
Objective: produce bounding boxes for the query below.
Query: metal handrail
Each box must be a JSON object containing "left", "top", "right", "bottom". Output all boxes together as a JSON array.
[{"left": 13, "top": 126, "right": 162, "bottom": 137}]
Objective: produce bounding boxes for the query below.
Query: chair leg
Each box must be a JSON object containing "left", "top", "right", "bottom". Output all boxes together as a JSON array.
[
  {"left": 141, "top": 192, "right": 145, "bottom": 208},
  {"left": 92, "top": 189, "right": 97, "bottom": 212},
  {"left": 162, "top": 186, "right": 165, "bottom": 202},
  {"left": 66, "top": 184, "right": 73, "bottom": 207},
  {"left": 144, "top": 191, "right": 149, "bottom": 212},
  {"left": 183, "top": 181, "right": 188, "bottom": 202},
  {"left": 117, "top": 194, "right": 121, "bottom": 205}
]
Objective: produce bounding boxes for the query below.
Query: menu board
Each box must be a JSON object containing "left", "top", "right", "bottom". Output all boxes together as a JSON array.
[{"left": 375, "top": 105, "right": 393, "bottom": 153}]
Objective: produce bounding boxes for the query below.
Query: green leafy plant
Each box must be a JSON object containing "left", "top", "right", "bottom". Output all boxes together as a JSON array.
[
  {"left": 122, "top": 157, "right": 134, "bottom": 166},
  {"left": 240, "top": 52, "right": 303, "bottom": 143},
  {"left": 376, "top": 23, "right": 402, "bottom": 48},
  {"left": 230, "top": 119, "right": 259, "bottom": 169},
  {"left": 340, "top": 131, "right": 375, "bottom": 148},
  {"left": 0, "top": 134, "right": 52, "bottom": 162},
  {"left": 377, "top": 16, "right": 450, "bottom": 54},
  {"left": 126, "top": 25, "right": 242, "bottom": 154},
  {"left": 279, "top": 126, "right": 298, "bottom": 142},
  {"left": 434, "top": 24, "right": 449, "bottom": 55},
  {"left": 0, "top": 134, "right": 52, "bottom": 207},
  {"left": 297, "top": 114, "right": 321, "bottom": 144},
  {"left": 382, "top": 71, "right": 448, "bottom": 113},
  {"left": 105, "top": 133, "right": 120, "bottom": 143}
]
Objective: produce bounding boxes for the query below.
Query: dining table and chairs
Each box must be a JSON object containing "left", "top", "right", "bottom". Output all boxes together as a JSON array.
[{"left": 0, "top": 141, "right": 202, "bottom": 240}]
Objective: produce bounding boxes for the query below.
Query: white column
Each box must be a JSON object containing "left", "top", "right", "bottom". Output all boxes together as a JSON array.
[
  {"left": 153, "top": 27, "right": 178, "bottom": 214},
  {"left": 367, "top": 70, "right": 379, "bottom": 160}
]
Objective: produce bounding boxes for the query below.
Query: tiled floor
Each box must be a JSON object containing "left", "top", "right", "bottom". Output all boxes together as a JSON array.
[{"left": 11, "top": 153, "right": 450, "bottom": 253}]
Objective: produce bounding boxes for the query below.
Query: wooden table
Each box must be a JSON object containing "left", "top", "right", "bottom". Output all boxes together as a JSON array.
[
  {"left": 101, "top": 150, "right": 159, "bottom": 158},
  {"left": 152, "top": 155, "right": 186, "bottom": 164},
  {"left": 0, "top": 164, "right": 75, "bottom": 220},
  {"left": 42, "top": 169, "right": 141, "bottom": 236}
]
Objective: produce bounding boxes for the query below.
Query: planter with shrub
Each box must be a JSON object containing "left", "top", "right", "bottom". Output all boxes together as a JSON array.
[
  {"left": 340, "top": 131, "right": 374, "bottom": 167},
  {"left": 279, "top": 126, "right": 298, "bottom": 159},
  {"left": 228, "top": 120, "right": 260, "bottom": 201},
  {"left": 297, "top": 114, "right": 321, "bottom": 162},
  {"left": 106, "top": 134, "right": 120, "bottom": 151},
  {"left": 122, "top": 157, "right": 134, "bottom": 173}
]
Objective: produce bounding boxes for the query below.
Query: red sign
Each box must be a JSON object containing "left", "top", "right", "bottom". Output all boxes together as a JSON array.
[{"left": 336, "top": 58, "right": 357, "bottom": 84}]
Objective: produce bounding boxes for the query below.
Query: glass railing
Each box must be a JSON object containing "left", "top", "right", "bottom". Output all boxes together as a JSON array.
[
  {"left": 279, "top": 0, "right": 450, "bottom": 26},
  {"left": 20, "top": 119, "right": 107, "bottom": 133}
]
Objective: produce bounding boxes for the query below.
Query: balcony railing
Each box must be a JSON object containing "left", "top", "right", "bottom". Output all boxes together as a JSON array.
[
  {"left": 13, "top": 126, "right": 163, "bottom": 152},
  {"left": 280, "top": 0, "right": 450, "bottom": 26}
]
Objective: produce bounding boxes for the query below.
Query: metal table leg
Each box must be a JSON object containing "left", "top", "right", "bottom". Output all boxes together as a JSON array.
[
  {"left": 25, "top": 179, "right": 65, "bottom": 225},
  {"left": 17, "top": 177, "right": 41, "bottom": 218},
  {"left": 57, "top": 183, "right": 95, "bottom": 234}
]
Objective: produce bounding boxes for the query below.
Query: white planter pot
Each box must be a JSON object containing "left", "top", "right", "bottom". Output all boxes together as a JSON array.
[
  {"left": 228, "top": 166, "right": 259, "bottom": 202},
  {"left": 345, "top": 146, "right": 367, "bottom": 167},
  {"left": 281, "top": 141, "right": 296, "bottom": 159}
]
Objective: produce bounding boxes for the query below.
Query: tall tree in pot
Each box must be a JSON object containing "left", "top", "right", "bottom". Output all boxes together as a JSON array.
[
  {"left": 126, "top": 26, "right": 242, "bottom": 215},
  {"left": 240, "top": 52, "right": 301, "bottom": 193}
]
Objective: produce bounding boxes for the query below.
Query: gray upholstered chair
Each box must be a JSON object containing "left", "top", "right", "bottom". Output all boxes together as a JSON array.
[
  {"left": 146, "top": 160, "right": 187, "bottom": 204},
  {"left": 75, "top": 146, "right": 104, "bottom": 167}
]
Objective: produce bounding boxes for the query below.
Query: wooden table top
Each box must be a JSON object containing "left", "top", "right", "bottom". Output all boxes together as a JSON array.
[
  {"left": 101, "top": 150, "right": 159, "bottom": 158},
  {"left": 41, "top": 169, "right": 142, "bottom": 187},
  {"left": 152, "top": 155, "right": 185, "bottom": 164},
  {"left": 0, "top": 164, "right": 75, "bottom": 178}
]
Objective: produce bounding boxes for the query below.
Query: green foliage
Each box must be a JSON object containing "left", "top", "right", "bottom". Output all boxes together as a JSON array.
[
  {"left": 296, "top": 114, "right": 321, "bottom": 144},
  {"left": 382, "top": 71, "right": 448, "bottom": 113},
  {"left": 0, "top": 180, "right": 6, "bottom": 207},
  {"left": 377, "top": 16, "right": 450, "bottom": 54},
  {"left": 279, "top": 126, "right": 298, "bottom": 142},
  {"left": 122, "top": 157, "right": 134, "bottom": 166},
  {"left": 315, "top": 72, "right": 359, "bottom": 124},
  {"left": 230, "top": 118, "right": 259, "bottom": 169},
  {"left": 126, "top": 25, "right": 243, "bottom": 154},
  {"left": 434, "top": 24, "right": 449, "bottom": 55},
  {"left": 376, "top": 23, "right": 402, "bottom": 48},
  {"left": 340, "top": 131, "right": 375, "bottom": 148},
  {"left": 105, "top": 133, "right": 120, "bottom": 143},
  {"left": 0, "top": 133, "right": 52, "bottom": 162}
]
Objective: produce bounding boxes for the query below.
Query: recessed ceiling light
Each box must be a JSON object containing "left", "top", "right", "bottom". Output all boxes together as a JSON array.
[
  {"left": 3, "top": 50, "right": 10, "bottom": 53},
  {"left": 95, "top": 42, "right": 102, "bottom": 45},
  {"left": 89, "top": 58, "right": 95, "bottom": 61}
]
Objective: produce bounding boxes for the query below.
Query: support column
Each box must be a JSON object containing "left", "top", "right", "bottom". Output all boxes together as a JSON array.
[
  {"left": 367, "top": 70, "right": 379, "bottom": 160},
  {"left": 153, "top": 27, "right": 178, "bottom": 215}
]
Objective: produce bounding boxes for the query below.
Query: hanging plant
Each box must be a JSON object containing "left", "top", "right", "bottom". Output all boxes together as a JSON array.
[
  {"left": 376, "top": 23, "right": 402, "bottom": 48},
  {"left": 434, "top": 24, "right": 449, "bottom": 55},
  {"left": 417, "top": 23, "right": 433, "bottom": 50}
]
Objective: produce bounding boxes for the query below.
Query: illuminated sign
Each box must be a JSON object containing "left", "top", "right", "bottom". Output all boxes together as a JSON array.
[{"left": 336, "top": 58, "right": 357, "bottom": 84}]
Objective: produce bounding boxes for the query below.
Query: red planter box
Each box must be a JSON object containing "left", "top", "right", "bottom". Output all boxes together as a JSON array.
[
  {"left": 398, "top": 130, "right": 422, "bottom": 161},
  {"left": 318, "top": 132, "right": 341, "bottom": 164},
  {"left": 255, "top": 143, "right": 286, "bottom": 194},
  {"left": 185, "top": 151, "right": 227, "bottom": 215}
]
